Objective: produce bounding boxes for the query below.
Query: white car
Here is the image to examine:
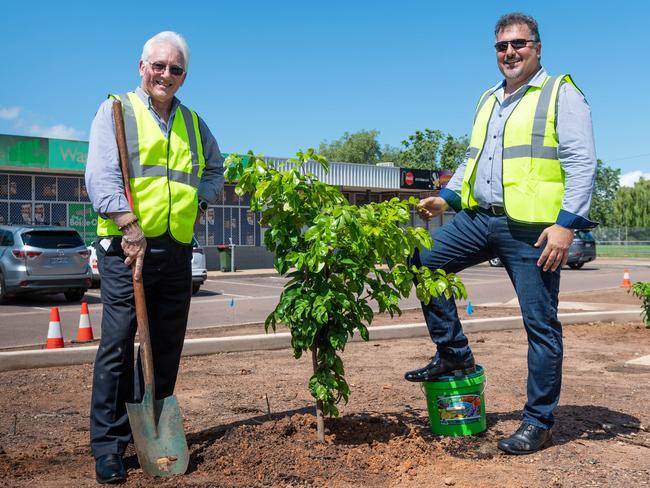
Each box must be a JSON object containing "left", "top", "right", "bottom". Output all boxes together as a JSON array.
[
  {"left": 191, "top": 236, "right": 207, "bottom": 295},
  {"left": 87, "top": 237, "right": 207, "bottom": 294},
  {"left": 88, "top": 243, "right": 100, "bottom": 287}
]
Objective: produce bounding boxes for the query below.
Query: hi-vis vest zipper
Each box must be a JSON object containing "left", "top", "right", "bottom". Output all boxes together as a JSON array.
[
  {"left": 96, "top": 92, "right": 205, "bottom": 244},
  {"left": 461, "top": 74, "right": 580, "bottom": 224}
]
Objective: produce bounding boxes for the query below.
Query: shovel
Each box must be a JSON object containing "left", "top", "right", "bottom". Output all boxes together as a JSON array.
[{"left": 112, "top": 100, "right": 190, "bottom": 477}]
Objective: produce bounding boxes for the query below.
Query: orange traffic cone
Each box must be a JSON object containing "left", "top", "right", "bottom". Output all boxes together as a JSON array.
[
  {"left": 620, "top": 269, "right": 632, "bottom": 289},
  {"left": 76, "top": 302, "right": 94, "bottom": 342},
  {"left": 46, "top": 307, "right": 64, "bottom": 349}
]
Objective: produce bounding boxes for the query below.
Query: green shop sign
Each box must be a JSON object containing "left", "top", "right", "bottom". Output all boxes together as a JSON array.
[
  {"left": 0, "top": 135, "right": 48, "bottom": 168},
  {"left": 0, "top": 134, "right": 88, "bottom": 171},
  {"left": 49, "top": 139, "right": 88, "bottom": 170},
  {"left": 68, "top": 203, "right": 97, "bottom": 244}
]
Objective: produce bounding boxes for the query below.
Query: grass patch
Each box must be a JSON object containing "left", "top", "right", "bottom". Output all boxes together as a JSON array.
[{"left": 597, "top": 244, "right": 650, "bottom": 258}]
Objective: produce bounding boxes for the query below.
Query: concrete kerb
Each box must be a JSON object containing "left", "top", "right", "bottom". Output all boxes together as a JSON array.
[{"left": 0, "top": 309, "right": 642, "bottom": 373}]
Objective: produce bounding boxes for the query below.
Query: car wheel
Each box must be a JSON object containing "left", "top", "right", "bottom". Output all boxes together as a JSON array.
[
  {"left": 0, "top": 272, "right": 8, "bottom": 304},
  {"left": 568, "top": 262, "right": 584, "bottom": 270},
  {"left": 64, "top": 288, "right": 86, "bottom": 302},
  {"left": 192, "top": 283, "right": 201, "bottom": 295},
  {"left": 489, "top": 258, "right": 502, "bottom": 267}
]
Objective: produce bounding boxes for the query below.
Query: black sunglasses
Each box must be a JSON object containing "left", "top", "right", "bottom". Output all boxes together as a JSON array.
[
  {"left": 495, "top": 39, "right": 536, "bottom": 52},
  {"left": 148, "top": 61, "right": 185, "bottom": 76}
]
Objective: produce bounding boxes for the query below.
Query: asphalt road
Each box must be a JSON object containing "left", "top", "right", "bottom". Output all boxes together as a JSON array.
[{"left": 0, "top": 260, "right": 648, "bottom": 350}]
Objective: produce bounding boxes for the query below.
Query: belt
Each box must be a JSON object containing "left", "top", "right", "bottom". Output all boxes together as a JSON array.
[{"left": 487, "top": 205, "right": 505, "bottom": 216}]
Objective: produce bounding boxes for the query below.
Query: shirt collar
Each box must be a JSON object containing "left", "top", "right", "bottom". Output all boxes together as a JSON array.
[
  {"left": 134, "top": 86, "right": 181, "bottom": 113},
  {"left": 489, "top": 66, "right": 548, "bottom": 97}
]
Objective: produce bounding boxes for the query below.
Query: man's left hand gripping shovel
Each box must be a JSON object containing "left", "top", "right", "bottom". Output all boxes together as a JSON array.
[{"left": 112, "top": 99, "right": 190, "bottom": 477}]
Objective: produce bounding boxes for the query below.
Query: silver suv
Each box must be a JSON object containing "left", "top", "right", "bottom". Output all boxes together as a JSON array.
[{"left": 0, "top": 225, "right": 92, "bottom": 303}]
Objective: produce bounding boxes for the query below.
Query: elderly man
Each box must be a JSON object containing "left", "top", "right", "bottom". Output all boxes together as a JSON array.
[
  {"left": 85, "top": 31, "right": 224, "bottom": 483},
  {"left": 404, "top": 12, "right": 596, "bottom": 454}
]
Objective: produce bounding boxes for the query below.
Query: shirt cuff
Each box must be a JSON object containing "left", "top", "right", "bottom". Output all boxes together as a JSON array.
[
  {"left": 556, "top": 209, "right": 598, "bottom": 229},
  {"left": 439, "top": 188, "right": 461, "bottom": 212}
]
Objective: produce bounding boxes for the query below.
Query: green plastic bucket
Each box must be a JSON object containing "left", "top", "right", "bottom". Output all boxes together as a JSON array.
[{"left": 422, "top": 365, "right": 486, "bottom": 436}]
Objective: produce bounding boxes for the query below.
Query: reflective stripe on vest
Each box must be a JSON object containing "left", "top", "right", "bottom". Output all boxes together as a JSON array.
[
  {"left": 96, "top": 92, "right": 205, "bottom": 244},
  {"left": 461, "top": 74, "right": 579, "bottom": 223}
]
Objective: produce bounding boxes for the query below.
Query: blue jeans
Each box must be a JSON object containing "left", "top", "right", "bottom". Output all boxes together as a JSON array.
[{"left": 411, "top": 209, "right": 562, "bottom": 429}]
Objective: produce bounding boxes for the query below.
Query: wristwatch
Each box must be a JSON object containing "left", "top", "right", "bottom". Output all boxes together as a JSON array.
[{"left": 198, "top": 200, "right": 208, "bottom": 212}]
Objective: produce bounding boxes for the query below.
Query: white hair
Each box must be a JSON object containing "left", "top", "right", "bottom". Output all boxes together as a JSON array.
[{"left": 141, "top": 31, "right": 190, "bottom": 71}]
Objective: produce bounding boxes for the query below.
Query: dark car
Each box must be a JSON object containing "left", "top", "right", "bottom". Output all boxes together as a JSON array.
[
  {"left": 488, "top": 230, "right": 597, "bottom": 269},
  {"left": 0, "top": 225, "right": 92, "bottom": 303}
]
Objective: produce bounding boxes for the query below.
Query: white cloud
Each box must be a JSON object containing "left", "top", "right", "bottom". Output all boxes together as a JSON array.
[
  {"left": 619, "top": 170, "right": 650, "bottom": 187},
  {"left": 0, "top": 106, "right": 22, "bottom": 120},
  {"left": 29, "top": 124, "right": 84, "bottom": 140}
]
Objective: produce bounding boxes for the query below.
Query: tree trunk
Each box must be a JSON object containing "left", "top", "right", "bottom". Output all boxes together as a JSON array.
[{"left": 311, "top": 346, "right": 325, "bottom": 443}]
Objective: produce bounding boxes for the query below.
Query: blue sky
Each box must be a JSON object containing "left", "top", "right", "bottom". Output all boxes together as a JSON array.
[{"left": 3, "top": 0, "right": 649, "bottom": 185}]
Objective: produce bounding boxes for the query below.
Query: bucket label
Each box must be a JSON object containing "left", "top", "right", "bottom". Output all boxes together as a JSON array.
[{"left": 437, "top": 394, "right": 482, "bottom": 425}]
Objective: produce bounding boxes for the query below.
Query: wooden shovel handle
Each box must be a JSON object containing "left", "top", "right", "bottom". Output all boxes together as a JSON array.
[{"left": 112, "top": 99, "right": 155, "bottom": 392}]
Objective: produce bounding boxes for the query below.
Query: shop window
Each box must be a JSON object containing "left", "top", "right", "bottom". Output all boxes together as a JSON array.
[
  {"left": 35, "top": 176, "right": 57, "bottom": 201},
  {"left": 241, "top": 208, "right": 255, "bottom": 246},
  {"left": 10, "top": 202, "right": 32, "bottom": 224},
  {"left": 52, "top": 204, "right": 67, "bottom": 227},
  {"left": 208, "top": 207, "right": 223, "bottom": 245},
  {"left": 224, "top": 185, "right": 239, "bottom": 205},
  {"left": 224, "top": 207, "right": 239, "bottom": 245},
  {"left": 57, "top": 177, "right": 79, "bottom": 201},
  {"left": 0, "top": 175, "right": 9, "bottom": 198},
  {"left": 0, "top": 202, "right": 7, "bottom": 225},
  {"left": 9, "top": 175, "right": 31, "bottom": 201}
]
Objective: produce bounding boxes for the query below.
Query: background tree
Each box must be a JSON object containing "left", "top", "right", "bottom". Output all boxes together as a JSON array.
[
  {"left": 589, "top": 159, "right": 621, "bottom": 226},
  {"left": 397, "top": 129, "right": 468, "bottom": 170},
  {"left": 380, "top": 144, "right": 401, "bottom": 164},
  {"left": 318, "top": 130, "right": 381, "bottom": 164},
  {"left": 397, "top": 129, "right": 444, "bottom": 169},
  {"left": 439, "top": 134, "right": 469, "bottom": 171},
  {"left": 613, "top": 177, "right": 650, "bottom": 227}
]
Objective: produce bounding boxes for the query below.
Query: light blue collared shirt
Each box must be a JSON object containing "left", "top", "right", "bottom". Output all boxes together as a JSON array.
[
  {"left": 85, "top": 87, "right": 224, "bottom": 218},
  {"left": 442, "top": 68, "right": 597, "bottom": 229}
]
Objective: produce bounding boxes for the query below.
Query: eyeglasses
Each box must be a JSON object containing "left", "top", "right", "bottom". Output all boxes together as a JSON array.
[
  {"left": 494, "top": 39, "right": 536, "bottom": 52},
  {"left": 147, "top": 61, "right": 185, "bottom": 76}
]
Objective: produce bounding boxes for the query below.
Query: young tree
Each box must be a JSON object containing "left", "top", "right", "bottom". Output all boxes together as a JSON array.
[
  {"left": 589, "top": 159, "right": 621, "bottom": 226},
  {"left": 225, "top": 149, "right": 466, "bottom": 442}
]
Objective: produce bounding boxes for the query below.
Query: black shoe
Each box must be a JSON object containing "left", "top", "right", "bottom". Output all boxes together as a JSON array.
[
  {"left": 404, "top": 355, "right": 476, "bottom": 382},
  {"left": 95, "top": 454, "right": 126, "bottom": 484},
  {"left": 497, "top": 422, "right": 553, "bottom": 455}
]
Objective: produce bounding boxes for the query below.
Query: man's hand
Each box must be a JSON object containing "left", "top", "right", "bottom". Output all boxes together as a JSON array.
[
  {"left": 417, "top": 196, "right": 449, "bottom": 220},
  {"left": 534, "top": 224, "right": 574, "bottom": 272},
  {"left": 121, "top": 227, "right": 147, "bottom": 281},
  {"left": 109, "top": 211, "right": 147, "bottom": 281}
]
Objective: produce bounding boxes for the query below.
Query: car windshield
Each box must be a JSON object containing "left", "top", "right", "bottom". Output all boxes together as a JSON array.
[
  {"left": 575, "top": 231, "right": 595, "bottom": 241},
  {"left": 22, "top": 230, "right": 84, "bottom": 249}
]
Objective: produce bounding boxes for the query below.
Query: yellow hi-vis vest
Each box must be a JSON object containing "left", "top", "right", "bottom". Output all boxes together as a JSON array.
[
  {"left": 96, "top": 92, "right": 205, "bottom": 244},
  {"left": 461, "top": 74, "right": 580, "bottom": 224}
]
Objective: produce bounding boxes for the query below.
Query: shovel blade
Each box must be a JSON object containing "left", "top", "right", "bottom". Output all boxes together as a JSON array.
[{"left": 126, "top": 393, "right": 189, "bottom": 477}]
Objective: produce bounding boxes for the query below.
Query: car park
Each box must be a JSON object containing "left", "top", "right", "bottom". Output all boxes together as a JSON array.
[
  {"left": 488, "top": 229, "right": 597, "bottom": 269},
  {"left": 0, "top": 225, "right": 92, "bottom": 303},
  {"left": 191, "top": 236, "right": 207, "bottom": 295},
  {"left": 81, "top": 236, "right": 207, "bottom": 295}
]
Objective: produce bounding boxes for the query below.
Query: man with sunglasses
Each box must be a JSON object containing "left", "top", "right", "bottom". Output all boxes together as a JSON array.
[
  {"left": 404, "top": 12, "right": 596, "bottom": 454},
  {"left": 85, "top": 31, "right": 224, "bottom": 483}
]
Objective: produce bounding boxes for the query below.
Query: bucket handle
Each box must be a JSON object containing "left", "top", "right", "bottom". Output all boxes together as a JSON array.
[{"left": 418, "top": 375, "right": 488, "bottom": 397}]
